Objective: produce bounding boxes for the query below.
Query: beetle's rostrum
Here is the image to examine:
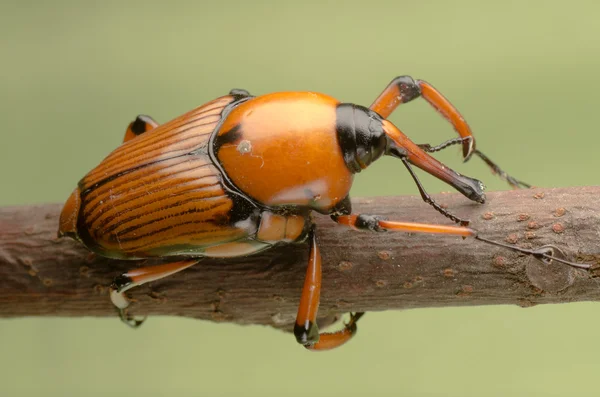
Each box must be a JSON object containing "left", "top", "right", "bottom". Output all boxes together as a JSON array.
[{"left": 58, "top": 76, "right": 586, "bottom": 351}]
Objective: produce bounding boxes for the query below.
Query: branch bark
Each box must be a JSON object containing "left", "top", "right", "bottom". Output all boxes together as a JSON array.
[{"left": 1, "top": 187, "right": 599, "bottom": 332}]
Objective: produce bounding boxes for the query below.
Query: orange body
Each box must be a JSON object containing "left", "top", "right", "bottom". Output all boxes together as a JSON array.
[
  {"left": 59, "top": 94, "right": 272, "bottom": 259},
  {"left": 58, "top": 91, "right": 355, "bottom": 259}
]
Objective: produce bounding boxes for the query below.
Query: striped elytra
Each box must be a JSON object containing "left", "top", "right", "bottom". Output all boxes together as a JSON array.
[
  {"left": 59, "top": 91, "right": 359, "bottom": 259},
  {"left": 59, "top": 95, "right": 265, "bottom": 259}
]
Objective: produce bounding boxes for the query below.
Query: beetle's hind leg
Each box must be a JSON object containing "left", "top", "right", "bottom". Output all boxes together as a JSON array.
[
  {"left": 123, "top": 114, "right": 159, "bottom": 143},
  {"left": 295, "top": 226, "right": 364, "bottom": 351},
  {"left": 109, "top": 259, "right": 199, "bottom": 328},
  {"left": 371, "top": 76, "right": 529, "bottom": 188}
]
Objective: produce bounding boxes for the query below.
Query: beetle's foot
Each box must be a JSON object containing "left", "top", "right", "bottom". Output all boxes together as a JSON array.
[
  {"left": 117, "top": 308, "right": 146, "bottom": 329},
  {"left": 355, "top": 214, "right": 386, "bottom": 232}
]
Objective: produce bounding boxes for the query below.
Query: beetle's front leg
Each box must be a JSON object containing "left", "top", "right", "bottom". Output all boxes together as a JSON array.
[
  {"left": 109, "top": 259, "right": 199, "bottom": 328},
  {"left": 371, "top": 76, "right": 529, "bottom": 188},
  {"left": 295, "top": 226, "right": 364, "bottom": 351}
]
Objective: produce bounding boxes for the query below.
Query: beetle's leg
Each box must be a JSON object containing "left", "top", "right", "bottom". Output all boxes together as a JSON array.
[
  {"left": 331, "top": 201, "right": 590, "bottom": 270},
  {"left": 333, "top": 213, "right": 476, "bottom": 237},
  {"left": 371, "top": 76, "right": 528, "bottom": 188},
  {"left": 370, "top": 76, "right": 474, "bottom": 158},
  {"left": 109, "top": 259, "right": 199, "bottom": 327},
  {"left": 400, "top": 156, "right": 470, "bottom": 225},
  {"left": 295, "top": 226, "right": 364, "bottom": 351},
  {"left": 123, "top": 115, "right": 159, "bottom": 143}
]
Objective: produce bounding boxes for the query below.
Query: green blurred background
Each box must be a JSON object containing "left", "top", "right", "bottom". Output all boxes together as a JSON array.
[{"left": 1, "top": 1, "right": 599, "bottom": 396}]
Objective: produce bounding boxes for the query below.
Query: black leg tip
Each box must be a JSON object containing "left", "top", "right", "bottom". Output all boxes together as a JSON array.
[
  {"left": 393, "top": 76, "right": 421, "bottom": 102},
  {"left": 111, "top": 274, "right": 133, "bottom": 293},
  {"left": 294, "top": 321, "right": 319, "bottom": 345},
  {"left": 130, "top": 116, "right": 149, "bottom": 135}
]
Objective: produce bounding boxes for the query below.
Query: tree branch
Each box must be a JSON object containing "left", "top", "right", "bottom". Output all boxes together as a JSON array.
[{"left": 1, "top": 187, "right": 599, "bottom": 332}]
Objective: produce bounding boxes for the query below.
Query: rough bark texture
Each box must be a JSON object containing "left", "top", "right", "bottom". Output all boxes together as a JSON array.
[{"left": 1, "top": 187, "right": 599, "bottom": 332}]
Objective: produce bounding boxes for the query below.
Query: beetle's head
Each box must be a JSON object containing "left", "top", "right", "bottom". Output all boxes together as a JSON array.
[{"left": 335, "top": 103, "right": 485, "bottom": 204}]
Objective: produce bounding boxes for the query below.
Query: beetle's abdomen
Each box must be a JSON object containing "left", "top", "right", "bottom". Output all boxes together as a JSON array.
[{"left": 213, "top": 92, "right": 354, "bottom": 212}]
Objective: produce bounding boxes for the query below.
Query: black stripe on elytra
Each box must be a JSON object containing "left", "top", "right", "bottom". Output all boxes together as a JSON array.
[
  {"left": 84, "top": 162, "right": 216, "bottom": 225},
  {"left": 80, "top": 135, "right": 215, "bottom": 199},
  {"left": 100, "top": 123, "right": 214, "bottom": 171},
  {"left": 99, "top": 191, "right": 227, "bottom": 236},
  {"left": 109, "top": 200, "right": 231, "bottom": 243},
  {"left": 81, "top": 154, "right": 189, "bottom": 198},
  {"left": 125, "top": 220, "right": 236, "bottom": 251},
  {"left": 94, "top": 183, "right": 224, "bottom": 233},
  {"left": 82, "top": 156, "right": 200, "bottom": 221}
]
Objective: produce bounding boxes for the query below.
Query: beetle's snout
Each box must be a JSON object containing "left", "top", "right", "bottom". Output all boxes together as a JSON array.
[
  {"left": 455, "top": 175, "right": 486, "bottom": 204},
  {"left": 58, "top": 188, "right": 81, "bottom": 239}
]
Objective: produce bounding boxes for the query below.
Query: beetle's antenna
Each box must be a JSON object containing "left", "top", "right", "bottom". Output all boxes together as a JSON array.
[{"left": 475, "top": 235, "right": 591, "bottom": 270}]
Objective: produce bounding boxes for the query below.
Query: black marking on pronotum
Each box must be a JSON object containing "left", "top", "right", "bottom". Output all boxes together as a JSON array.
[
  {"left": 207, "top": 95, "right": 269, "bottom": 213},
  {"left": 335, "top": 103, "right": 387, "bottom": 173},
  {"left": 212, "top": 124, "right": 243, "bottom": 152}
]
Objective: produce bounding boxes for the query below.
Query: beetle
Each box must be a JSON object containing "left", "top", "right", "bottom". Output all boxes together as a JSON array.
[{"left": 58, "top": 76, "right": 587, "bottom": 351}]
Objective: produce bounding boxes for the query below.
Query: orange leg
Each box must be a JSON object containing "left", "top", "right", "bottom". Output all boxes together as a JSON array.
[
  {"left": 371, "top": 76, "right": 529, "bottom": 188},
  {"left": 123, "top": 114, "right": 159, "bottom": 143},
  {"left": 109, "top": 259, "right": 199, "bottom": 327},
  {"left": 332, "top": 212, "right": 589, "bottom": 269},
  {"left": 333, "top": 214, "right": 476, "bottom": 237},
  {"left": 295, "top": 227, "right": 364, "bottom": 351}
]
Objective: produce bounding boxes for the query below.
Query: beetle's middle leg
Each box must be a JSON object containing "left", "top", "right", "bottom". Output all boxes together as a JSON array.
[
  {"left": 109, "top": 259, "right": 199, "bottom": 328},
  {"left": 123, "top": 115, "right": 159, "bottom": 143},
  {"left": 370, "top": 76, "right": 529, "bottom": 188},
  {"left": 294, "top": 226, "right": 364, "bottom": 351}
]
